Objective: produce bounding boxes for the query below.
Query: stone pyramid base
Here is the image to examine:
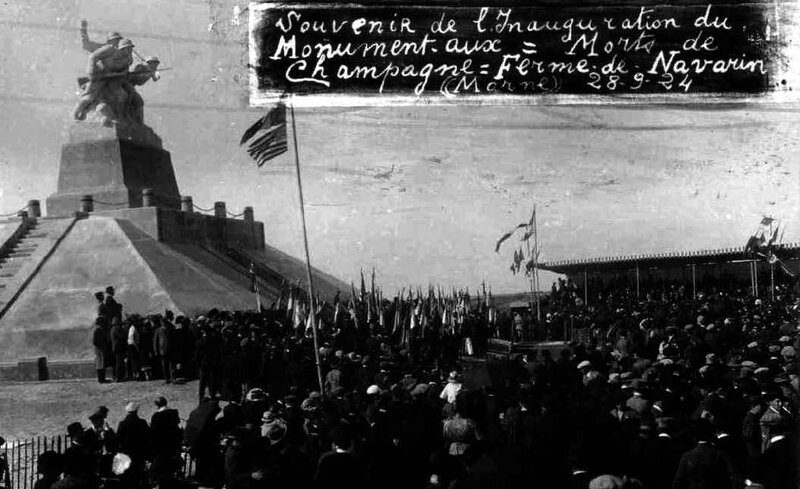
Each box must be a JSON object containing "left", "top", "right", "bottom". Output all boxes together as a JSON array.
[{"left": 0, "top": 212, "right": 346, "bottom": 362}]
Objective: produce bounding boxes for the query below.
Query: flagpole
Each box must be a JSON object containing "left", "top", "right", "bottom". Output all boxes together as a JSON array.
[
  {"left": 532, "top": 204, "right": 541, "bottom": 323},
  {"left": 770, "top": 261, "right": 775, "bottom": 301},
  {"left": 524, "top": 225, "right": 537, "bottom": 340},
  {"left": 288, "top": 91, "right": 325, "bottom": 395}
]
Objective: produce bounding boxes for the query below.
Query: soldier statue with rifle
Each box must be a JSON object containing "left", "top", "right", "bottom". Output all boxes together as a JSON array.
[{"left": 73, "top": 20, "right": 164, "bottom": 127}]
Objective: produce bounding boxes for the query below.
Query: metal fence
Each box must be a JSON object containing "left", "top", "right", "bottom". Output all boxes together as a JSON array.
[{"left": 1, "top": 435, "right": 196, "bottom": 489}]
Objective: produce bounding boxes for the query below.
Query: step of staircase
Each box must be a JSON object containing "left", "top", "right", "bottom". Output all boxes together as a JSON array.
[
  {"left": 7, "top": 252, "right": 33, "bottom": 258},
  {"left": 10, "top": 246, "right": 37, "bottom": 254},
  {"left": 0, "top": 217, "right": 75, "bottom": 320}
]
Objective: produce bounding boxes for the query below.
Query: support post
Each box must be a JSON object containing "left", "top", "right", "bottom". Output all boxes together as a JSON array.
[
  {"left": 214, "top": 201, "right": 226, "bottom": 218},
  {"left": 691, "top": 263, "right": 696, "bottom": 299},
  {"left": 142, "top": 188, "right": 154, "bottom": 207},
  {"left": 27, "top": 200, "right": 41, "bottom": 218},
  {"left": 80, "top": 195, "right": 94, "bottom": 213},
  {"left": 584, "top": 268, "right": 588, "bottom": 305},
  {"left": 181, "top": 196, "right": 193, "bottom": 213},
  {"left": 754, "top": 261, "right": 759, "bottom": 297},
  {"left": 243, "top": 206, "right": 254, "bottom": 222},
  {"left": 770, "top": 262, "right": 774, "bottom": 301}
]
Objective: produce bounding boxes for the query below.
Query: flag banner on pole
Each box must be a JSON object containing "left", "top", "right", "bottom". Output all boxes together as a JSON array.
[
  {"left": 745, "top": 216, "right": 781, "bottom": 259},
  {"left": 495, "top": 223, "right": 527, "bottom": 253},
  {"left": 760, "top": 216, "right": 776, "bottom": 226},
  {"left": 522, "top": 206, "right": 537, "bottom": 241},
  {"left": 241, "top": 103, "right": 288, "bottom": 166}
]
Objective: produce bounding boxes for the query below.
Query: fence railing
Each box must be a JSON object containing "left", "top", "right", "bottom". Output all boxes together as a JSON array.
[{"left": 1, "top": 435, "right": 196, "bottom": 489}]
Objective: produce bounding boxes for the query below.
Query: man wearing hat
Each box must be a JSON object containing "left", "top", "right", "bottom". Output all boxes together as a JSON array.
[
  {"left": 651, "top": 417, "right": 683, "bottom": 489},
  {"left": 751, "top": 416, "right": 795, "bottom": 489},
  {"left": 85, "top": 409, "right": 116, "bottom": 456},
  {"left": 759, "top": 393, "right": 791, "bottom": 453},
  {"left": 672, "top": 419, "right": 740, "bottom": 489},
  {"left": 315, "top": 424, "right": 362, "bottom": 487},
  {"left": 104, "top": 286, "right": 123, "bottom": 325},
  {"left": 151, "top": 397, "right": 182, "bottom": 459},
  {"left": 116, "top": 401, "right": 151, "bottom": 484}
]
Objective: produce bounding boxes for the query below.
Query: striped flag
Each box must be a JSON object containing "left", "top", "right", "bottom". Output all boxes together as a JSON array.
[{"left": 240, "top": 103, "right": 288, "bottom": 166}]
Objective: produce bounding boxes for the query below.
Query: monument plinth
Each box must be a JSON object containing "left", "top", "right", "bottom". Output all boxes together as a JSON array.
[{"left": 46, "top": 123, "right": 181, "bottom": 216}]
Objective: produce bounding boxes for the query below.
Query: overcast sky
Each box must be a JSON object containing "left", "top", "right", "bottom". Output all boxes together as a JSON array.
[{"left": 1, "top": 0, "right": 799, "bottom": 294}]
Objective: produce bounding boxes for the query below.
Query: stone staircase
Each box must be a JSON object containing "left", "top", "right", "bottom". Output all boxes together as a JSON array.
[{"left": 0, "top": 218, "right": 76, "bottom": 318}]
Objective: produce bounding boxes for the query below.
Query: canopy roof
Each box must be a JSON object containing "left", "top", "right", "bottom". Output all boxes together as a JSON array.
[{"left": 539, "top": 243, "right": 800, "bottom": 275}]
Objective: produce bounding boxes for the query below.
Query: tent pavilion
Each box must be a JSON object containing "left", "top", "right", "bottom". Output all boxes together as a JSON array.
[{"left": 539, "top": 242, "right": 800, "bottom": 303}]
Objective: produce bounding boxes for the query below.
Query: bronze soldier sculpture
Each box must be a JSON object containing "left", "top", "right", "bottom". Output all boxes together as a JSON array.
[{"left": 73, "top": 20, "right": 162, "bottom": 127}]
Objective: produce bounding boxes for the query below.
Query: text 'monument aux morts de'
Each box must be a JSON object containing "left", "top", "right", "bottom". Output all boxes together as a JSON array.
[{"left": 249, "top": 2, "right": 790, "bottom": 104}]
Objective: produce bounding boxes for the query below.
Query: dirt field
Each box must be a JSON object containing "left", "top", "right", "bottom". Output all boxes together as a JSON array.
[{"left": 0, "top": 379, "right": 202, "bottom": 440}]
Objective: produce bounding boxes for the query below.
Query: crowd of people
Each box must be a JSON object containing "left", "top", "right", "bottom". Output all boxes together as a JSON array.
[{"left": 54, "top": 273, "right": 800, "bottom": 488}]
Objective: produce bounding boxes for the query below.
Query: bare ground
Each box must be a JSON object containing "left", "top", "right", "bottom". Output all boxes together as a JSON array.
[{"left": 0, "top": 379, "right": 201, "bottom": 440}]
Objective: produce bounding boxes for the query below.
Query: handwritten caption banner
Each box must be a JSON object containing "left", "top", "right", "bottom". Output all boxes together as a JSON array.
[{"left": 249, "top": 3, "right": 784, "bottom": 105}]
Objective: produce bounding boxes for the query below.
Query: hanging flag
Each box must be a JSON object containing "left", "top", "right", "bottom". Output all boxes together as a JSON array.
[
  {"left": 360, "top": 269, "right": 367, "bottom": 301},
  {"left": 512, "top": 248, "right": 526, "bottom": 274},
  {"left": 767, "top": 225, "right": 780, "bottom": 248},
  {"left": 744, "top": 234, "right": 762, "bottom": 257},
  {"left": 522, "top": 206, "right": 537, "bottom": 241},
  {"left": 370, "top": 267, "right": 376, "bottom": 307},
  {"left": 241, "top": 102, "right": 288, "bottom": 167},
  {"left": 745, "top": 216, "right": 778, "bottom": 258},
  {"left": 495, "top": 223, "right": 527, "bottom": 253}
]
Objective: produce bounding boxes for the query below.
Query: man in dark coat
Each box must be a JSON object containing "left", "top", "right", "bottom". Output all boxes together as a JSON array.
[
  {"left": 92, "top": 317, "right": 111, "bottom": 383},
  {"left": 110, "top": 318, "right": 128, "bottom": 382},
  {"left": 116, "top": 402, "right": 151, "bottom": 481},
  {"left": 651, "top": 417, "right": 684, "bottom": 489},
  {"left": 150, "top": 396, "right": 183, "bottom": 459},
  {"left": 104, "top": 286, "right": 123, "bottom": 324},
  {"left": 751, "top": 420, "right": 795, "bottom": 489},
  {"left": 315, "top": 425, "right": 363, "bottom": 489},
  {"left": 153, "top": 319, "right": 172, "bottom": 383},
  {"left": 170, "top": 319, "right": 194, "bottom": 381},
  {"left": 84, "top": 409, "right": 116, "bottom": 456},
  {"left": 196, "top": 327, "right": 221, "bottom": 401},
  {"left": 185, "top": 398, "right": 223, "bottom": 489},
  {"left": 95, "top": 291, "right": 108, "bottom": 320},
  {"left": 672, "top": 419, "right": 740, "bottom": 489}
]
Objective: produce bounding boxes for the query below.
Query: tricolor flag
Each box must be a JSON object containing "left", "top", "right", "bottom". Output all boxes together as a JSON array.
[{"left": 240, "top": 103, "right": 288, "bottom": 166}]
